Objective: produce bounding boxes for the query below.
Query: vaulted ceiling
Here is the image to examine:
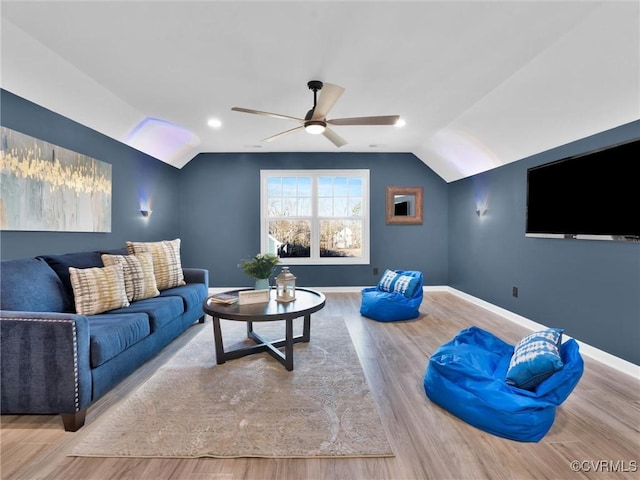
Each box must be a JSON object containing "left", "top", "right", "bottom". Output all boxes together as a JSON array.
[{"left": 2, "top": 1, "right": 638, "bottom": 182}]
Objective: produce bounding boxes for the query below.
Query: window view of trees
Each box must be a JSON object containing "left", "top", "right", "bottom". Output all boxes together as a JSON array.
[
  {"left": 319, "top": 219, "right": 362, "bottom": 257},
  {"left": 262, "top": 171, "right": 369, "bottom": 264},
  {"left": 269, "top": 219, "right": 311, "bottom": 258}
]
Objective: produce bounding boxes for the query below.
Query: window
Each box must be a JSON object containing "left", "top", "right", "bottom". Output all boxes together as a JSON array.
[{"left": 261, "top": 169, "right": 370, "bottom": 265}]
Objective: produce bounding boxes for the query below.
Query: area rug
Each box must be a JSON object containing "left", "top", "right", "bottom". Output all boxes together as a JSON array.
[{"left": 69, "top": 316, "right": 394, "bottom": 458}]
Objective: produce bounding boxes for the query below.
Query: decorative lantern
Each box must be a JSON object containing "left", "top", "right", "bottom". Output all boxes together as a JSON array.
[{"left": 275, "top": 266, "right": 296, "bottom": 303}]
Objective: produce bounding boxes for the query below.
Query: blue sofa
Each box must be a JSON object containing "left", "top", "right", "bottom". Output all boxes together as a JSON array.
[{"left": 0, "top": 248, "right": 209, "bottom": 431}]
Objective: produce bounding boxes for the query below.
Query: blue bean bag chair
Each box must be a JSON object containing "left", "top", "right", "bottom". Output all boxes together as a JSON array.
[
  {"left": 424, "top": 326, "right": 584, "bottom": 442},
  {"left": 360, "top": 269, "right": 423, "bottom": 322}
]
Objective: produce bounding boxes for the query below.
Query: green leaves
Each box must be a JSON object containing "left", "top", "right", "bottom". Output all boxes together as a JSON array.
[{"left": 239, "top": 253, "right": 280, "bottom": 279}]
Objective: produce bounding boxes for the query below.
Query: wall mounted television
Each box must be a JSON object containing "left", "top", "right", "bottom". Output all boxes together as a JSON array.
[{"left": 525, "top": 138, "right": 640, "bottom": 242}]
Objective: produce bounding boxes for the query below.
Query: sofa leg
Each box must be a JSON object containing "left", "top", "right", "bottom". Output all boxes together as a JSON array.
[
  {"left": 198, "top": 315, "right": 205, "bottom": 324},
  {"left": 61, "top": 409, "right": 87, "bottom": 431}
]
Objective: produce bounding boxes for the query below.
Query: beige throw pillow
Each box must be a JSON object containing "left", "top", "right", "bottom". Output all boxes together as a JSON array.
[
  {"left": 126, "top": 238, "right": 186, "bottom": 291},
  {"left": 69, "top": 264, "right": 130, "bottom": 315},
  {"left": 101, "top": 252, "right": 159, "bottom": 302}
]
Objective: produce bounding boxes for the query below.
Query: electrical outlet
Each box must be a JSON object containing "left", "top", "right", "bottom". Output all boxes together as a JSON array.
[
  {"left": 512, "top": 286, "right": 518, "bottom": 298},
  {"left": 373, "top": 267, "right": 379, "bottom": 276}
]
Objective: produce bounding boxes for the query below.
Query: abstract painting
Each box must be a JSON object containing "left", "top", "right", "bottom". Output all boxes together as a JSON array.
[{"left": 0, "top": 126, "right": 112, "bottom": 232}]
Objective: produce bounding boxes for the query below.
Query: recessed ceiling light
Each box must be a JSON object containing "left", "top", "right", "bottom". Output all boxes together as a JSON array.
[
  {"left": 207, "top": 118, "right": 222, "bottom": 128},
  {"left": 395, "top": 118, "right": 406, "bottom": 127}
]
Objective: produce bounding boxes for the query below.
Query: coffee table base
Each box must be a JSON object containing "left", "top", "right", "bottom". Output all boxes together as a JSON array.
[{"left": 212, "top": 314, "right": 311, "bottom": 371}]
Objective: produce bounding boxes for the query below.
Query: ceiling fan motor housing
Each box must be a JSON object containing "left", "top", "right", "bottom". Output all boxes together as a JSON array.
[
  {"left": 307, "top": 80, "right": 323, "bottom": 92},
  {"left": 304, "top": 120, "right": 326, "bottom": 134},
  {"left": 305, "top": 80, "right": 326, "bottom": 133}
]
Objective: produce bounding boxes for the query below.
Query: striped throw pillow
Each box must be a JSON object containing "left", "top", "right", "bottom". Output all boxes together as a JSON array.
[
  {"left": 377, "top": 269, "right": 420, "bottom": 298},
  {"left": 101, "top": 252, "right": 159, "bottom": 302},
  {"left": 126, "top": 238, "right": 186, "bottom": 291},
  {"left": 69, "top": 264, "right": 130, "bottom": 315}
]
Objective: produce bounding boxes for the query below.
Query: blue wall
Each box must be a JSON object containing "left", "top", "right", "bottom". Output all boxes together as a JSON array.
[
  {"left": 178, "top": 152, "right": 448, "bottom": 288},
  {"left": 448, "top": 121, "right": 640, "bottom": 364},
  {"left": 2, "top": 89, "right": 638, "bottom": 365},
  {"left": 0, "top": 90, "right": 182, "bottom": 259}
]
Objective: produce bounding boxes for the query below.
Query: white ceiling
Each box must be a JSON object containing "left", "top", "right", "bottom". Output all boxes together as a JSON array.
[{"left": 2, "top": 1, "right": 638, "bottom": 182}]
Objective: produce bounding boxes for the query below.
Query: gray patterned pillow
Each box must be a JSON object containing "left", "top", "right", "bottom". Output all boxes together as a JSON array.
[
  {"left": 101, "top": 252, "right": 159, "bottom": 302},
  {"left": 69, "top": 264, "right": 130, "bottom": 315},
  {"left": 126, "top": 238, "right": 186, "bottom": 291}
]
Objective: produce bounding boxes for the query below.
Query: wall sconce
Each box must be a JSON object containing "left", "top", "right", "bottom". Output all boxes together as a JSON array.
[
  {"left": 140, "top": 209, "right": 152, "bottom": 218},
  {"left": 475, "top": 197, "right": 489, "bottom": 217}
]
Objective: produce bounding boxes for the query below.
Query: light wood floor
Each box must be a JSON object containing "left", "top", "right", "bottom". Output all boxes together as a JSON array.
[{"left": 2, "top": 292, "right": 639, "bottom": 480}]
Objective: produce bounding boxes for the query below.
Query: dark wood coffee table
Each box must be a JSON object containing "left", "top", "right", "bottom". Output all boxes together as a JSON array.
[{"left": 203, "top": 288, "right": 326, "bottom": 371}]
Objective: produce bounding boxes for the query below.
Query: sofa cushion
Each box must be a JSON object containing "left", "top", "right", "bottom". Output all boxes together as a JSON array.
[
  {"left": 0, "top": 258, "right": 71, "bottom": 312},
  {"left": 159, "top": 283, "right": 208, "bottom": 311},
  {"left": 39, "top": 251, "right": 105, "bottom": 309},
  {"left": 109, "top": 296, "right": 184, "bottom": 332},
  {"left": 506, "top": 328, "right": 564, "bottom": 390},
  {"left": 101, "top": 252, "right": 159, "bottom": 302},
  {"left": 69, "top": 265, "right": 130, "bottom": 315},
  {"left": 126, "top": 239, "right": 186, "bottom": 291},
  {"left": 87, "top": 313, "right": 151, "bottom": 367}
]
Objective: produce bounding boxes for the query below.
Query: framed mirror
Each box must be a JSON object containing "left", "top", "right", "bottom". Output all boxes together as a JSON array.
[{"left": 386, "top": 186, "right": 423, "bottom": 224}]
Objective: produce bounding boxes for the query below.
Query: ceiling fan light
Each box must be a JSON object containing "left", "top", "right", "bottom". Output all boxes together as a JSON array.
[{"left": 305, "top": 121, "right": 326, "bottom": 135}]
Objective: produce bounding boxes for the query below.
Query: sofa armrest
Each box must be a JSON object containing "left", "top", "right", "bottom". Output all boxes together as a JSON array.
[
  {"left": 183, "top": 268, "right": 209, "bottom": 288},
  {"left": 0, "top": 311, "right": 92, "bottom": 417}
]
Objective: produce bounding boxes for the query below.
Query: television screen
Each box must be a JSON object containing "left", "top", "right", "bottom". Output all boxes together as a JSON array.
[{"left": 526, "top": 139, "right": 640, "bottom": 240}]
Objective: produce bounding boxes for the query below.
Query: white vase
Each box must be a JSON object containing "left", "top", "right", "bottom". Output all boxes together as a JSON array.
[{"left": 254, "top": 278, "right": 270, "bottom": 290}]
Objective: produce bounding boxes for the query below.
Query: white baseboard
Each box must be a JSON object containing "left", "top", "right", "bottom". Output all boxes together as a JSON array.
[
  {"left": 206, "top": 285, "right": 639, "bottom": 378},
  {"left": 445, "top": 286, "right": 640, "bottom": 379}
]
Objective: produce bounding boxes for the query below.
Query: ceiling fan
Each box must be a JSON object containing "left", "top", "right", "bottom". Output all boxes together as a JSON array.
[{"left": 231, "top": 80, "right": 400, "bottom": 147}]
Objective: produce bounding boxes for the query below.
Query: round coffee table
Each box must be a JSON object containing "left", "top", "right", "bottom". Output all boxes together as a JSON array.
[{"left": 203, "top": 288, "right": 326, "bottom": 371}]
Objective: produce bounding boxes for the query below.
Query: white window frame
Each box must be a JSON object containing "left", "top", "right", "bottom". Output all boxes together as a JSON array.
[{"left": 260, "top": 169, "right": 370, "bottom": 265}]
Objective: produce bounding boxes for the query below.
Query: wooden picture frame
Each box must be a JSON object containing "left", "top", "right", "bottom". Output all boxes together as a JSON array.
[{"left": 386, "top": 186, "right": 423, "bottom": 224}]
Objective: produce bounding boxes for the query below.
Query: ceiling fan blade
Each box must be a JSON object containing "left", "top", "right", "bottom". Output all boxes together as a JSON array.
[
  {"left": 322, "top": 127, "right": 348, "bottom": 148},
  {"left": 232, "top": 107, "right": 303, "bottom": 123},
  {"left": 262, "top": 126, "right": 304, "bottom": 143},
  {"left": 327, "top": 115, "right": 400, "bottom": 126},
  {"left": 311, "top": 83, "right": 345, "bottom": 120}
]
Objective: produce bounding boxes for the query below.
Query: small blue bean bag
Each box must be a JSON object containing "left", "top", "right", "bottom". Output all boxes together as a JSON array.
[
  {"left": 424, "top": 326, "right": 584, "bottom": 442},
  {"left": 360, "top": 269, "right": 423, "bottom": 322}
]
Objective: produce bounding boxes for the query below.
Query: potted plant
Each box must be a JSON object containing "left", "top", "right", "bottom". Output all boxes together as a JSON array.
[{"left": 239, "top": 253, "right": 280, "bottom": 290}]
